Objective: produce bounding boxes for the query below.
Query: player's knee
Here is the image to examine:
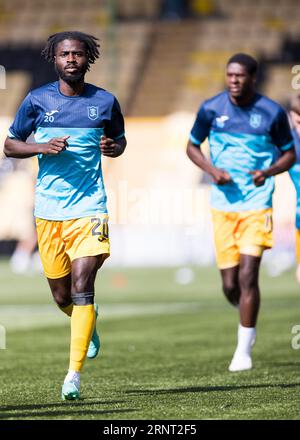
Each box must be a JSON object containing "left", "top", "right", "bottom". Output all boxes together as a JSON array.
[
  {"left": 239, "top": 269, "right": 258, "bottom": 292},
  {"left": 52, "top": 292, "right": 72, "bottom": 308},
  {"left": 50, "top": 285, "right": 71, "bottom": 308},
  {"left": 222, "top": 282, "right": 240, "bottom": 306},
  {"left": 222, "top": 279, "right": 238, "bottom": 296},
  {"left": 71, "top": 291, "right": 94, "bottom": 305}
]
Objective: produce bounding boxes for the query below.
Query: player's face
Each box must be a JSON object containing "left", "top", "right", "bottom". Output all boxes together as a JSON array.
[
  {"left": 54, "top": 39, "right": 88, "bottom": 83},
  {"left": 226, "top": 63, "right": 255, "bottom": 99}
]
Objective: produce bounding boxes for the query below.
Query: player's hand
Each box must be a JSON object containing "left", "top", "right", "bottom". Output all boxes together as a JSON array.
[
  {"left": 249, "top": 170, "right": 266, "bottom": 186},
  {"left": 40, "top": 136, "right": 70, "bottom": 155},
  {"left": 100, "top": 135, "right": 124, "bottom": 157},
  {"left": 212, "top": 169, "right": 232, "bottom": 185}
]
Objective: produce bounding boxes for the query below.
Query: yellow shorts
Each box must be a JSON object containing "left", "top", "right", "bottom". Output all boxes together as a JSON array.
[
  {"left": 36, "top": 215, "right": 110, "bottom": 279},
  {"left": 211, "top": 208, "right": 273, "bottom": 269},
  {"left": 296, "top": 229, "right": 300, "bottom": 264}
]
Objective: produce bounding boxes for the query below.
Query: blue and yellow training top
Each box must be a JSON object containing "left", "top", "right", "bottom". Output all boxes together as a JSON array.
[
  {"left": 190, "top": 91, "right": 293, "bottom": 212},
  {"left": 8, "top": 81, "right": 125, "bottom": 221}
]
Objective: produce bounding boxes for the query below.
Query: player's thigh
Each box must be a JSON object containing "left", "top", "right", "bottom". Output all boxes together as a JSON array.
[
  {"left": 211, "top": 209, "right": 239, "bottom": 269},
  {"left": 238, "top": 208, "right": 273, "bottom": 257},
  {"left": 239, "top": 254, "right": 261, "bottom": 288},
  {"left": 36, "top": 218, "right": 71, "bottom": 279},
  {"left": 71, "top": 254, "right": 107, "bottom": 293},
  {"left": 220, "top": 265, "right": 240, "bottom": 291}
]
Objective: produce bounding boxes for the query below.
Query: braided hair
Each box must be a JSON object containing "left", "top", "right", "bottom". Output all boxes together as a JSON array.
[{"left": 41, "top": 31, "right": 100, "bottom": 70}]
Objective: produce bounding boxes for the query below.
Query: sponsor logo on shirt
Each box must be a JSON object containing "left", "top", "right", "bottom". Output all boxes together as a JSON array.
[
  {"left": 216, "top": 115, "right": 229, "bottom": 128},
  {"left": 44, "top": 110, "right": 58, "bottom": 122}
]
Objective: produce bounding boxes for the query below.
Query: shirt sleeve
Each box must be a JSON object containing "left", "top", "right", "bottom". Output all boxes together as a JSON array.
[
  {"left": 270, "top": 107, "right": 294, "bottom": 151},
  {"left": 105, "top": 97, "right": 125, "bottom": 140},
  {"left": 190, "top": 101, "right": 212, "bottom": 146},
  {"left": 8, "top": 93, "right": 36, "bottom": 141}
]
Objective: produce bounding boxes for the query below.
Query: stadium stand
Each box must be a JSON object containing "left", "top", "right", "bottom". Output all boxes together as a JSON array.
[
  {"left": 263, "top": 64, "right": 295, "bottom": 105},
  {"left": 0, "top": 71, "right": 30, "bottom": 120},
  {"left": 0, "top": 0, "right": 299, "bottom": 115}
]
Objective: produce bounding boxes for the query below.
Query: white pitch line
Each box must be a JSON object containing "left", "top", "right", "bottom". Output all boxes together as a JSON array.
[{"left": 0, "top": 302, "right": 202, "bottom": 331}]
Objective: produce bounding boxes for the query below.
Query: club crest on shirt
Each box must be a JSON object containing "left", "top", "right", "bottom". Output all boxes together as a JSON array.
[
  {"left": 87, "top": 106, "right": 99, "bottom": 120},
  {"left": 216, "top": 115, "right": 229, "bottom": 128},
  {"left": 249, "top": 113, "right": 262, "bottom": 128}
]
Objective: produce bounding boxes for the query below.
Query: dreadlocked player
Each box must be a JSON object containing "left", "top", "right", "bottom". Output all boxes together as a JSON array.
[{"left": 4, "top": 31, "right": 127, "bottom": 400}]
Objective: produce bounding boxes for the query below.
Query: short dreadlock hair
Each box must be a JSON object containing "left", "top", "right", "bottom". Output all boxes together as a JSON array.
[
  {"left": 41, "top": 31, "right": 100, "bottom": 71},
  {"left": 227, "top": 53, "right": 258, "bottom": 76}
]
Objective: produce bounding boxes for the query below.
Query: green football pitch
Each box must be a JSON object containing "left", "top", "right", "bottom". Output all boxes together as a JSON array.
[{"left": 0, "top": 259, "right": 300, "bottom": 420}]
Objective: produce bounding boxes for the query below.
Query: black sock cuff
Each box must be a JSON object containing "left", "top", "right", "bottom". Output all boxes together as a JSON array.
[{"left": 71, "top": 292, "right": 94, "bottom": 306}]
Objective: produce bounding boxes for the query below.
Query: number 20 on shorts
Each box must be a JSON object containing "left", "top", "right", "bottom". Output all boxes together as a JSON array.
[{"left": 91, "top": 217, "right": 109, "bottom": 242}]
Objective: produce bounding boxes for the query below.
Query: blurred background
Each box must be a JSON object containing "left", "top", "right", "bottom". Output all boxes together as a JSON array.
[{"left": 0, "top": 0, "right": 299, "bottom": 275}]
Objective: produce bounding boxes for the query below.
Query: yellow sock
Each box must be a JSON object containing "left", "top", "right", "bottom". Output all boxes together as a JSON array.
[
  {"left": 69, "top": 304, "right": 95, "bottom": 372},
  {"left": 59, "top": 303, "right": 73, "bottom": 317}
]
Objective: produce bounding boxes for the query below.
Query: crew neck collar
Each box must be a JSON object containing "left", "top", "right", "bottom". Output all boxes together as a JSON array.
[{"left": 56, "top": 81, "right": 86, "bottom": 98}]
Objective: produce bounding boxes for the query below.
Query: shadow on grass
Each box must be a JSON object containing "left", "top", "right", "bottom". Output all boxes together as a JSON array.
[
  {"left": 272, "top": 362, "right": 300, "bottom": 367},
  {"left": 126, "top": 382, "right": 300, "bottom": 395},
  {"left": 0, "top": 400, "right": 125, "bottom": 412},
  {"left": 0, "top": 408, "right": 138, "bottom": 419},
  {"left": 0, "top": 399, "right": 139, "bottom": 419}
]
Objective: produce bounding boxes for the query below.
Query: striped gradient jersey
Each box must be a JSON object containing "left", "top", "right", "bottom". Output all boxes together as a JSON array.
[
  {"left": 190, "top": 91, "right": 293, "bottom": 212},
  {"left": 8, "top": 81, "right": 125, "bottom": 220},
  {"left": 288, "top": 129, "right": 300, "bottom": 228}
]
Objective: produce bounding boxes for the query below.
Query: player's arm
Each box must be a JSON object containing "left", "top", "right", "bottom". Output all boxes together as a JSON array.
[
  {"left": 250, "top": 147, "right": 295, "bottom": 187},
  {"left": 250, "top": 107, "right": 296, "bottom": 186},
  {"left": 186, "top": 140, "right": 231, "bottom": 185},
  {"left": 4, "top": 92, "right": 69, "bottom": 158},
  {"left": 100, "top": 135, "right": 126, "bottom": 158},
  {"left": 187, "top": 102, "right": 232, "bottom": 185},
  {"left": 101, "top": 97, "right": 126, "bottom": 158},
  {"left": 4, "top": 136, "right": 70, "bottom": 159}
]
